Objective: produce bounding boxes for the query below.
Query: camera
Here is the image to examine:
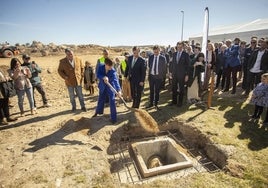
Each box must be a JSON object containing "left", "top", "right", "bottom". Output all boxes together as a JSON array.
[{"left": 20, "top": 66, "right": 27, "bottom": 74}]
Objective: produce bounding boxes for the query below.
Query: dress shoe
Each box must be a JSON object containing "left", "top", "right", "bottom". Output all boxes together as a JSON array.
[
  {"left": 110, "top": 119, "right": 117, "bottom": 124},
  {"left": 242, "top": 91, "right": 249, "bottom": 97},
  {"left": 222, "top": 89, "right": 229, "bottom": 92},
  {"left": 250, "top": 115, "right": 257, "bottom": 119},
  {"left": 262, "top": 121, "right": 268, "bottom": 127},
  {"left": 81, "top": 107, "right": 87, "bottom": 112},
  {"left": 155, "top": 105, "right": 161, "bottom": 111},
  {"left": 7, "top": 117, "right": 18, "bottom": 122},
  {"left": 168, "top": 102, "right": 176, "bottom": 106},
  {"left": 250, "top": 115, "right": 260, "bottom": 119},
  {"left": 146, "top": 104, "right": 153, "bottom": 109}
]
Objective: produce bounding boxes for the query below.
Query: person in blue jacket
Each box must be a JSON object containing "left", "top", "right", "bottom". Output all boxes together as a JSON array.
[
  {"left": 92, "top": 58, "right": 122, "bottom": 123},
  {"left": 222, "top": 38, "right": 241, "bottom": 94}
]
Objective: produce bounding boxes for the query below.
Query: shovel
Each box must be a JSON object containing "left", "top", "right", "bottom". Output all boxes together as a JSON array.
[{"left": 105, "top": 81, "right": 131, "bottom": 109}]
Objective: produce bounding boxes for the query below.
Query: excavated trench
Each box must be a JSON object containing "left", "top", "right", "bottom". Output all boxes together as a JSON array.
[{"left": 131, "top": 137, "right": 193, "bottom": 178}]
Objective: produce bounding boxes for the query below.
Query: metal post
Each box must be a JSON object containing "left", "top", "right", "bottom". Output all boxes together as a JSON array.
[{"left": 181, "top": 11, "right": 184, "bottom": 41}]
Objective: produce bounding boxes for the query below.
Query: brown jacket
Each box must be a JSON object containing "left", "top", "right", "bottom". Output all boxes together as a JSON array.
[{"left": 58, "top": 56, "right": 84, "bottom": 87}]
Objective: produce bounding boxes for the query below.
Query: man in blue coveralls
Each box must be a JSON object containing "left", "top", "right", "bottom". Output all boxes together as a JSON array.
[{"left": 92, "top": 58, "right": 122, "bottom": 123}]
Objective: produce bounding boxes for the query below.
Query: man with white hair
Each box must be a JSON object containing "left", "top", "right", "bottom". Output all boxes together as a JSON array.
[{"left": 222, "top": 38, "right": 240, "bottom": 94}]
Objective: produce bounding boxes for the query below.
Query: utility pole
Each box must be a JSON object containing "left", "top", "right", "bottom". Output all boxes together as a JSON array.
[{"left": 181, "top": 10, "right": 184, "bottom": 41}]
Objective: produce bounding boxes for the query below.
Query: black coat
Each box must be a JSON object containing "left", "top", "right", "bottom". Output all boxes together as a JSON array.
[
  {"left": 124, "top": 55, "right": 146, "bottom": 83},
  {"left": 215, "top": 52, "right": 226, "bottom": 74},
  {"left": 248, "top": 49, "right": 268, "bottom": 73},
  {"left": 170, "top": 51, "right": 189, "bottom": 79},
  {"left": 187, "top": 57, "right": 205, "bottom": 87},
  {"left": 148, "top": 54, "right": 167, "bottom": 79}
]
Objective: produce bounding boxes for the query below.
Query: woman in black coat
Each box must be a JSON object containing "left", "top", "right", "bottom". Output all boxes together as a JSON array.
[{"left": 187, "top": 52, "right": 205, "bottom": 103}]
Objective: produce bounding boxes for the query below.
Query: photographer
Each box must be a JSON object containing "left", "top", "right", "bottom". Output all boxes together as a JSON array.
[
  {"left": 9, "top": 58, "right": 35, "bottom": 116},
  {"left": 22, "top": 54, "right": 51, "bottom": 108}
]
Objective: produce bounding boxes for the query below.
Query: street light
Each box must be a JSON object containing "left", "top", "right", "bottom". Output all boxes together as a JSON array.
[{"left": 181, "top": 10, "right": 184, "bottom": 41}]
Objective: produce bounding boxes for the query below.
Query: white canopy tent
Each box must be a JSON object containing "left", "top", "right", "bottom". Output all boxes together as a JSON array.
[{"left": 189, "top": 18, "right": 268, "bottom": 44}]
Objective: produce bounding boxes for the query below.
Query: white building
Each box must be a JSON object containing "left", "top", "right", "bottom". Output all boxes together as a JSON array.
[{"left": 189, "top": 18, "right": 268, "bottom": 44}]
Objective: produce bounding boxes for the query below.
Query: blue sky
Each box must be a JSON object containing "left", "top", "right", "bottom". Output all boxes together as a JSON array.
[{"left": 0, "top": 0, "right": 267, "bottom": 46}]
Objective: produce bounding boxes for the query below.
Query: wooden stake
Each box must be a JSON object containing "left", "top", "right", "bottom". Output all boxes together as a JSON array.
[{"left": 207, "top": 70, "right": 215, "bottom": 108}]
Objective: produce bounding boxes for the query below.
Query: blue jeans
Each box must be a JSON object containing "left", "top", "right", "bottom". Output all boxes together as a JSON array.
[
  {"left": 17, "top": 87, "right": 34, "bottom": 113},
  {"left": 67, "top": 86, "right": 85, "bottom": 109},
  {"left": 96, "top": 87, "right": 117, "bottom": 122},
  {"left": 33, "top": 83, "right": 48, "bottom": 107}
]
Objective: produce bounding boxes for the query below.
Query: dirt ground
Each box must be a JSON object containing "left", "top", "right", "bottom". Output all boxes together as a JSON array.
[
  {"left": 0, "top": 50, "right": 267, "bottom": 188},
  {"left": 0, "top": 52, "right": 130, "bottom": 187}
]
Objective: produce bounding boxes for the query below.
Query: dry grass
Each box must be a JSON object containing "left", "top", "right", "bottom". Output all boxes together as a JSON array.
[{"left": 141, "top": 85, "right": 268, "bottom": 187}]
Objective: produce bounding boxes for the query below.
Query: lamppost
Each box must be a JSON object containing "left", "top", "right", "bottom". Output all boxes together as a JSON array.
[{"left": 181, "top": 10, "right": 184, "bottom": 41}]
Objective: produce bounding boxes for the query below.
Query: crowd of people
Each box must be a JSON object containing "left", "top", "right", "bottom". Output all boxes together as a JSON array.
[
  {"left": 0, "top": 54, "right": 51, "bottom": 125},
  {"left": 0, "top": 36, "right": 267, "bottom": 127}
]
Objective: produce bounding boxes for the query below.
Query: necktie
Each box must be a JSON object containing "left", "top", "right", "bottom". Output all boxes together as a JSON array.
[
  {"left": 154, "top": 56, "right": 157, "bottom": 75},
  {"left": 132, "top": 58, "right": 136, "bottom": 68},
  {"left": 177, "top": 52, "right": 181, "bottom": 63}
]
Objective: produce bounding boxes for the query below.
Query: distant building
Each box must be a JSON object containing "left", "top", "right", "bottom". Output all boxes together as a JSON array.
[{"left": 189, "top": 18, "right": 268, "bottom": 44}]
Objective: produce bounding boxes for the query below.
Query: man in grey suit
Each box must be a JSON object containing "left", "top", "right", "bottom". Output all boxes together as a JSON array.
[
  {"left": 146, "top": 45, "right": 167, "bottom": 110},
  {"left": 170, "top": 42, "right": 189, "bottom": 107}
]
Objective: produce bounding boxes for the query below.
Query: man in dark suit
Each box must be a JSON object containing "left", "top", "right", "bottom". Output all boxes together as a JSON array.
[
  {"left": 124, "top": 46, "right": 146, "bottom": 108},
  {"left": 146, "top": 45, "right": 167, "bottom": 110},
  {"left": 170, "top": 42, "right": 189, "bottom": 107},
  {"left": 160, "top": 48, "right": 169, "bottom": 90},
  {"left": 242, "top": 37, "right": 258, "bottom": 91},
  {"left": 245, "top": 39, "right": 268, "bottom": 95}
]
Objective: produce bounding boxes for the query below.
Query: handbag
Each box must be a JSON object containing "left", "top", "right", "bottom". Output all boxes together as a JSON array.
[{"left": 1, "top": 80, "right": 16, "bottom": 98}]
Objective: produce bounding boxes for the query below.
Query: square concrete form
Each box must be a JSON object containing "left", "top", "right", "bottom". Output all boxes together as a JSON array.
[{"left": 131, "top": 137, "right": 193, "bottom": 178}]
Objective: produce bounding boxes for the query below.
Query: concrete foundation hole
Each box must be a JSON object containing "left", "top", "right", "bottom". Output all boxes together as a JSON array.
[{"left": 131, "top": 137, "right": 193, "bottom": 178}]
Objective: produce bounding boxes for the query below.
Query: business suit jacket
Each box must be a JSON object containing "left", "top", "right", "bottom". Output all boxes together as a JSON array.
[
  {"left": 124, "top": 55, "right": 146, "bottom": 83},
  {"left": 58, "top": 56, "right": 84, "bottom": 87},
  {"left": 97, "top": 64, "right": 121, "bottom": 94},
  {"left": 170, "top": 51, "right": 189, "bottom": 79},
  {"left": 148, "top": 54, "right": 167, "bottom": 79},
  {"left": 225, "top": 44, "right": 240, "bottom": 68},
  {"left": 248, "top": 49, "right": 268, "bottom": 73}
]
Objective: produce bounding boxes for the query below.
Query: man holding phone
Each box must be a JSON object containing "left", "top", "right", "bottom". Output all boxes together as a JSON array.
[{"left": 22, "top": 54, "right": 51, "bottom": 108}]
